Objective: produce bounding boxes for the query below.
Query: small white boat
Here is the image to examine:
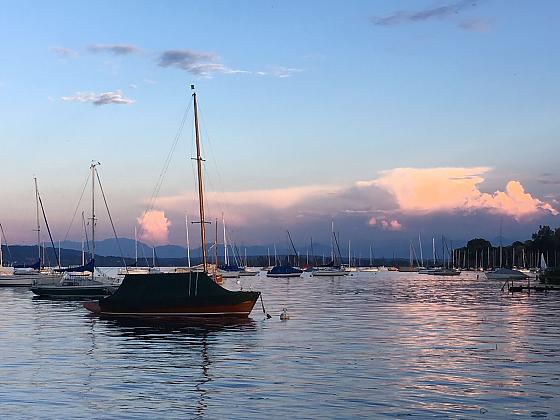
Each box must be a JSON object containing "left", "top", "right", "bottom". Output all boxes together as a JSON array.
[
  {"left": 360, "top": 267, "right": 379, "bottom": 272},
  {"left": 0, "top": 273, "right": 35, "bottom": 287},
  {"left": 238, "top": 268, "right": 259, "bottom": 277},
  {"left": 312, "top": 267, "right": 348, "bottom": 277},
  {"left": 425, "top": 268, "right": 461, "bottom": 276},
  {"left": 0, "top": 269, "right": 63, "bottom": 287}
]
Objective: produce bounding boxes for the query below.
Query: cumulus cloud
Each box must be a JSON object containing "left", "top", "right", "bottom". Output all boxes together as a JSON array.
[
  {"left": 158, "top": 49, "right": 247, "bottom": 77},
  {"left": 61, "top": 90, "right": 134, "bottom": 106},
  {"left": 137, "top": 210, "right": 171, "bottom": 245},
  {"left": 371, "top": 0, "right": 479, "bottom": 26},
  {"left": 148, "top": 166, "right": 556, "bottom": 248},
  {"left": 368, "top": 167, "right": 558, "bottom": 220},
  {"left": 156, "top": 184, "right": 345, "bottom": 226},
  {"left": 50, "top": 46, "right": 78, "bottom": 58},
  {"left": 369, "top": 217, "right": 402, "bottom": 231},
  {"left": 87, "top": 44, "right": 141, "bottom": 55}
]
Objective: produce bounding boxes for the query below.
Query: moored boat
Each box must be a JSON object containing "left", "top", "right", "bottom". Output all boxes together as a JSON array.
[
  {"left": 267, "top": 264, "right": 303, "bottom": 278},
  {"left": 485, "top": 267, "right": 527, "bottom": 280},
  {"left": 312, "top": 267, "right": 348, "bottom": 277},
  {"left": 84, "top": 271, "right": 258, "bottom": 317},
  {"left": 84, "top": 86, "right": 261, "bottom": 318},
  {"left": 312, "top": 220, "right": 347, "bottom": 277},
  {"left": 425, "top": 268, "right": 461, "bottom": 276},
  {"left": 32, "top": 276, "right": 116, "bottom": 298},
  {"left": 238, "top": 268, "right": 259, "bottom": 277},
  {"left": 31, "top": 165, "right": 118, "bottom": 299}
]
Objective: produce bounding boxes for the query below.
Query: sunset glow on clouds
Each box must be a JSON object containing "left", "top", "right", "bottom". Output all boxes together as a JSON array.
[
  {"left": 368, "top": 217, "right": 403, "bottom": 231},
  {"left": 365, "top": 167, "right": 558, "bottom": 220},
  {"left": 156, "top": 184, "right": 342, "bottom": 225},
  {"left": 136, "top": 210, "right": 171, "bottom": 244},
  {"left": 152, "top": 167, "right": 557, "bottom": 240}
]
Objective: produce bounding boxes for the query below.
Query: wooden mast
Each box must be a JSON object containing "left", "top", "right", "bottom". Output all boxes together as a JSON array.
[{"left": 192, "top": 85, "right": 207, "bottom": 271}]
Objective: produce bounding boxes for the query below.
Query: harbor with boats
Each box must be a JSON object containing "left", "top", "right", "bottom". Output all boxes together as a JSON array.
[
  {"left": 2, "top": 267, "right": 560, "bottom": 418},
  {"left": 1, "top": 86, "right": 559, "bottom": 418}
]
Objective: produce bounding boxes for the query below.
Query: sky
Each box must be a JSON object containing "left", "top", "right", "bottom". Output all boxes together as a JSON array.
[{"left": 0, "top": 0, "right": 559, "bottom": 257}]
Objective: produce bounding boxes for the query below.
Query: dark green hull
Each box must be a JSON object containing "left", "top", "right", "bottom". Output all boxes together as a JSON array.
[{"left": 84, "top": 272, "right": 260, "bottom": 318}]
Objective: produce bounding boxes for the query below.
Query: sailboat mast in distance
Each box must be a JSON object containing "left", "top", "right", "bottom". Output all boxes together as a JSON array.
[
  {"left": 222, "top": 213, "right": 228, "bottom": 265},
  {"left": 192, "top": 85, "right": 207, "bottom": 272},
  {"left": 185, "top": 214, "right": 191, "bottom": 268},
  {"left": 34, "top": 177, "right": 41, "bottom": 263},
  {"left": 90, "top": 162, "right": 97, "bottom": 266},
  {"left": 134, "top": 226, "right": 138, "bottom": 265}
]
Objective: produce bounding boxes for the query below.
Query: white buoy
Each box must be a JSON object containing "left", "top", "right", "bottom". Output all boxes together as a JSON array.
[{"left": 280, "top": 308, "right": 290, "bottom": 321}]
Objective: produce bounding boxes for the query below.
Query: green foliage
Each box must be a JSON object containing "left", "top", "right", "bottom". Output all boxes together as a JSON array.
[
  {"left": 457, "top": 225, "right": 559, "bottom": 269},
  {"left": 466, "top": 238, "right": 492, "bottom": 251}
]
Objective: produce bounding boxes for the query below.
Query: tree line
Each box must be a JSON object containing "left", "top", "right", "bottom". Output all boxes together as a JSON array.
[{"left": 455, "top": 225, "right": 560, "bottom": 269}]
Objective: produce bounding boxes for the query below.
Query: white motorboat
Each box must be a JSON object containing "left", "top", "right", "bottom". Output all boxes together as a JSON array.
[{"left": 485, "top": 268, "right": 527, "bottom": 280}]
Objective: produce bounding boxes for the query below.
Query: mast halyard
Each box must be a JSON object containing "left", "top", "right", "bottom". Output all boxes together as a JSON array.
[{"left": 192, "top": 85, "right": 207, "bottom": 272}]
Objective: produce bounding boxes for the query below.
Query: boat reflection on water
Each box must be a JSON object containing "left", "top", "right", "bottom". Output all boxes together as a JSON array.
[
  {"left": 92, "top": 313, "right": 257, "bottom": 333},
  {"left": 87, "top": 315, "right": 258, "bottom": 419}
]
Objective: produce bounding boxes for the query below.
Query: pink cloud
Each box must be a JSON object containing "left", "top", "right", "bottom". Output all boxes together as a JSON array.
[
  {"left": 367, "top": 167, "right": 558, "bottom": 220},
  {"left": 136, "top": 210, "right": 171, "bottom": 245},
  {"left": 155, "top": 184, "right": 342, "bottom": 226},
  {"left": 380, "top": 219, "right": 402, "bottom": 231},
  {"left": 370, "top": 216, "right": 402, "bottom": 230}
]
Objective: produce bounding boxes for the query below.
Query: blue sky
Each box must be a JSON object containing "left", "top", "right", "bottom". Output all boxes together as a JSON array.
[{"left": 1, "top": 0, "right": 559, "bottom": 255}]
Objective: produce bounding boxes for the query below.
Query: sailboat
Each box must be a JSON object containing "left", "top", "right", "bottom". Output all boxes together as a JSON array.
[
  {"left": 218, "top": 215, "right": 240, "bottom": 278},
  {"left": 237, "top": 248, "right": 259, "bottom": 276},
  {"left": 1, "top": 179, "right": 64, "bottom": 287},
  {"left": 422, "top": 236, "right": 460, "bottom": 276},
  {"left": 0, "top": 222, "right": 20, "bottom": 286},
  {"left": 398, "top": 241, "right": 419, "bottom": 272},
  {"left": 360, "top": 243, "right": 378, "bottom": 272},
  {"left": 484, "top": 226, "right": 525, "bottom": 280},
  {"left": 312, "top": 221, "right": 347, "bottom": 277},
  {"left": 267, "top": 231, "right": 303, "bottom": 278},
  {"left": 84, "top": 85, "right": 260, "bottom": 318},
  {"left": 117, "top": 227, "right": 156, "bottom": 275},
  {"left": 31, "top": 164, "right": 117, "bottom": 298},
  {"left": 485, "top": 267, "right": 527, "bottom": 280}
]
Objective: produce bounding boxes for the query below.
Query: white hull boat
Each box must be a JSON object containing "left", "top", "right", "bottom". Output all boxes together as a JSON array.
[
  {"left": 485, "top": 268, "right": 527, "bottom": 280},
  {"left": 312, "top": 269, "right": 348, "bottom": 277}
]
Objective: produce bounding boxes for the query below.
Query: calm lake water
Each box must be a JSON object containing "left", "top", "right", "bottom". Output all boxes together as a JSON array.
[{"left": 1, "top": 271, "right": 559, "bottom": 418}]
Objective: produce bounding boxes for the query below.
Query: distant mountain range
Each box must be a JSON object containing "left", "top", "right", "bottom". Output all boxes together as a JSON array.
[
  {"left": 1, "top": 236, "right": 521, "bottom": 268},
  {"left": 60, "top": 238, "right": 189, "bottom": 259},
  {"left": 23, "top": 235, "right": 519, "bottom": 260},
  {"left": 59, "top": 237, "right": 333, "bottom": 260}
]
